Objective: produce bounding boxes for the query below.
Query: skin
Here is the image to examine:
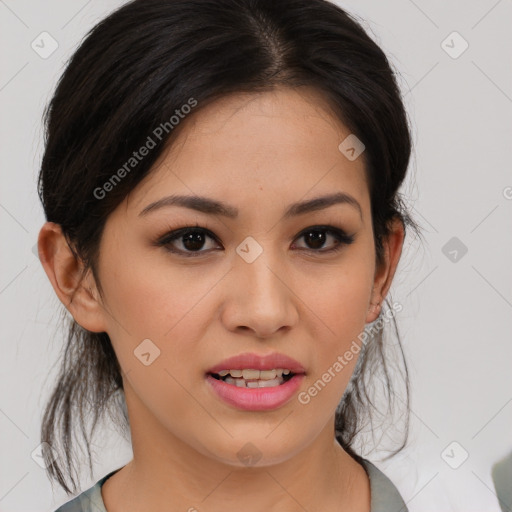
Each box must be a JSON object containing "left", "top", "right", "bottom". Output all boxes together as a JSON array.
[{"left": 38, "top": 86, "right": 404, "bottom": 512}]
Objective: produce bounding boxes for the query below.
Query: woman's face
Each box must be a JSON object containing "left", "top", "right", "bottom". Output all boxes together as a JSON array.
[{"left": 86, "top": 87, "right": 398, "bottom": 467}]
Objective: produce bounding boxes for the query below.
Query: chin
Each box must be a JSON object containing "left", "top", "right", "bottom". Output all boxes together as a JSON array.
[{"left": 198, "top": 433, "right": 308, "bottom": 469}]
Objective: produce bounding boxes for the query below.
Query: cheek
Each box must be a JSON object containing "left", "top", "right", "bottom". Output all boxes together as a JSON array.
[
  {"left": 101, "top": 244, "right": 217, "bottom": 338},
  {"left": 301, "top": 253, "right": 374, "bottom": 397},
  {"left": 305, "top": 254, "right": 374, "bottom": 341},
  {"left": 295, "top": 296, "right": 368, "bottom": 425},
  {"left": 96, "top": 245, "right": 225, "bottom": 405},
  {"left": 100, "top": 253, "right": 217, "bottom": 431},
  {"left": 312, "top": 273, "right": 370, "bottom": 329}
]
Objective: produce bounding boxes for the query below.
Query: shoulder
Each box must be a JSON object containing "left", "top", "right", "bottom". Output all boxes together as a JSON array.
[
  {"left": 53, "top": 469, "right": 120, "bottom": 512},
  {"left": 492, "top": 451, "right": 512, "bottom": 512},
  {"left": 53, "top": 484, "right": 105, "bottom": 512},
  {"left": 359, "top": 458, "right": 408, "bottom": 512}
]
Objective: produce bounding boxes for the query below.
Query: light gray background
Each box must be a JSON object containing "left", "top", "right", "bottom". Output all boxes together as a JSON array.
[{"left": 1, "top": 1, "right": 511, "bottom": 511}]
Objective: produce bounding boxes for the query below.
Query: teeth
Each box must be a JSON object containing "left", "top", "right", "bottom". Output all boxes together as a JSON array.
[
  {"left": 245, "top": 379, "right": 281, "bottom": 388},
  {"left": 224, "top": 376, "right": 244, "bottom": 386},
  {"left": 243, "top": 377, "right": 284, "bottom": 388},
  {"left": 242, "top": 369, "right": 260, "bottom": 380},
  {"left": 258, "top": 378, "right": 282, "bottom": 388},
  {"left": 212, "top": 368, "right": 297, "bottom": 388},
  {"left": 215, "top": 368, "right": 292, "bottom": 379},
  {"left": 219, "top": 370, "right": 295, "bottom": 388}
]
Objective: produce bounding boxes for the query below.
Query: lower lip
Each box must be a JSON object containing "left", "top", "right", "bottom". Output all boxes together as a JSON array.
[{"left": 205, "top": 373, "right": 305, "bottom": 411}]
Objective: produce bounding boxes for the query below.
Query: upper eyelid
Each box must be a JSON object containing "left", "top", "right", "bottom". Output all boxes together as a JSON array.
[
  {"left": 159, "top": 224, "right": 347, "bottom": 237},
  {"left": 158, "top": 224, "right": 352, "bottom": 248}
]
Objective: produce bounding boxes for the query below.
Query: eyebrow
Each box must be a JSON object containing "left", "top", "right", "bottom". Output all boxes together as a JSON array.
[{"left": 139, "top": 192, "right": 363, "bottom": 221}]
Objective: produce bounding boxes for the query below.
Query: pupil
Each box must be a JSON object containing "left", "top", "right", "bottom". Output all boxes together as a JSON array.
[
  {"left": 305, "top": 230, "right": 325, "bottom": 249},
  {"left": 183, "top": 232, "right": 204, "bottom": 251}
]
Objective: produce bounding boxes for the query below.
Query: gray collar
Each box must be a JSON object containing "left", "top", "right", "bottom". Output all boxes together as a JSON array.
[{"left": 361, "top": 459, "right": 409, "bottom": 512}]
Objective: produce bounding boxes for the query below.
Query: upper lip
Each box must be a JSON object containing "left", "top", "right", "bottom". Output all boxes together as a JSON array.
[{"left": 207, "top": 352, "right": 306, "bottom": 375}]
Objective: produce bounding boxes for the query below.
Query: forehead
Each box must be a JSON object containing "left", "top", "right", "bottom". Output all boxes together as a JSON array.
[{"left": 127, "top": 87, "right": 370, "bottom": 218}]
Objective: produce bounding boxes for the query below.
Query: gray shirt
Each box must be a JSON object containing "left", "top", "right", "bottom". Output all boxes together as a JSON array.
[
  {"left": 54, "top": 459, "right": 408, "bottom": 512},
  {"left": 492, "top": 451, "right": 512, "bottom": 512}
]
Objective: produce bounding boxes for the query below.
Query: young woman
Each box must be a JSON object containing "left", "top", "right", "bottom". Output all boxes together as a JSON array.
[{"left": 36, "top": 0, "right": 420, "bottom": 510}]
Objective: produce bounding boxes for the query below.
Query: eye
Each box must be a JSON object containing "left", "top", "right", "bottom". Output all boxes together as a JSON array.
[
  {"left": 292, "top": 225, "right": 355, "bottom": 254},
  {"left": 156, "top": 226, "right": 221, "bottom": 257},
  {"left": 155, "top": 224, "right": 355, "bottom": 257}
]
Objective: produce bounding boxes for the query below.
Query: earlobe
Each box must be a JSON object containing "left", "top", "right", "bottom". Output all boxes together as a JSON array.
[
  {"left": 37, "top": 221, "right": 108, "bottom": 333},
  {"left": 365, "top": 299, "right": 382, "bottom": 324}
]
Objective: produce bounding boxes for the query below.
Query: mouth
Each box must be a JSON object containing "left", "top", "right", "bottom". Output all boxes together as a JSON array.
[
  {"left": 205, "top": 352, "right": 306, "bottom": 411},
  {"left": 208, "top": 368, "right": 298, "bottom": 388}
]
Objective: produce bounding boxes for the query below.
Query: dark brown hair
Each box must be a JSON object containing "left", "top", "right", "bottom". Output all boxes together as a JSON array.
[{"left": 37, "top": 0, "right": 421, "bottom": 494}]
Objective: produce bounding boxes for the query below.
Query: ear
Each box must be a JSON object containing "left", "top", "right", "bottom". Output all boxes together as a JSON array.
[
  {"left": 365, "top": 217, "right": 405, "bottom": 324},
  {"left": 37, "top": 221, "right": 108, "bottom": 333}
]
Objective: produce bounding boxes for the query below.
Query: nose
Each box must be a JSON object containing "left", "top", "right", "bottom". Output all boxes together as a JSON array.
[{"left": 220, "top": 250, "right": 299, "bottom": 339}]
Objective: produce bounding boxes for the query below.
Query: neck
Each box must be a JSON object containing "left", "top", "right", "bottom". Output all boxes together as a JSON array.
[{"left": 102, "top": 386, "right": 370, "bottom": 512}]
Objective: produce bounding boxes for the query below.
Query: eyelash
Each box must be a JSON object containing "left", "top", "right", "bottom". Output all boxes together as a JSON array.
[{"left": 154, "top": 223, "right": 355, "bottom": 258}]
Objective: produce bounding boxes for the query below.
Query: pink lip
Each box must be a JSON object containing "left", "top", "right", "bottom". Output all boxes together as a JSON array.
[
  {"left": 207, "top": 352, "right": 306, "bottom": 374},
  {"left": 205, "top": 352, "right": 306, "bottom": 411},
  {"left": 206, "top": 373, "right": 305, "bottom": 411}
]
